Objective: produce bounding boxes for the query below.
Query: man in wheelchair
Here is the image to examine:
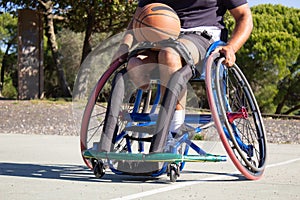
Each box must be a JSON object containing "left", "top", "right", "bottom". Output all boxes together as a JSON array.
[
  {"left": 112, "top": 0, "right": 253, "bottom": 152},
  {"left": 82, "top": 0, "right": 267, "bottom": 180}
]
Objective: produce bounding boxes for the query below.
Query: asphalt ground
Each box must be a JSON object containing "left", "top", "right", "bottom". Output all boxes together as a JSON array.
[{"left": 0, "top": 134, "right": 299, "bottom": 200}]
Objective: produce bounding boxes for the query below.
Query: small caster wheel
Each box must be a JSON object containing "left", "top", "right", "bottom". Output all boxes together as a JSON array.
[
  {"left": 169, "top": 166, "right": 177, "bottom": 182},
  {"left": 167, "top": 163, "right": 180, "bottom": 182},
  {"left": 92, "top": 159, "right": 105, "bottom": 178}
]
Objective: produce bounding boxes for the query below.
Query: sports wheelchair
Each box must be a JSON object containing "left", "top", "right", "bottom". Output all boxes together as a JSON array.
[{"left": 80, "top": 39, "right": 267, "bottom": 182}]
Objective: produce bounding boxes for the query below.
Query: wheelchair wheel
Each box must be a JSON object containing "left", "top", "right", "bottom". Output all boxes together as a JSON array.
[
  {"left": 206, "top": 54, "right": 267, "bottom": 180},
  {"left": 80, "top": 59, "right": 161, "bottom": 171}
]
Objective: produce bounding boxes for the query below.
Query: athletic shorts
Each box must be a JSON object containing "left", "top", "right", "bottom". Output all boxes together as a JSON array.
[{"left": 178, "top": 32, "right": 214, "bottom": 74}]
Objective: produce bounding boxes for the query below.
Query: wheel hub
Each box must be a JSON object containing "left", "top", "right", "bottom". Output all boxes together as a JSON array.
[{"left": 227, "top": 106, "right": 248, "bottom": 124}]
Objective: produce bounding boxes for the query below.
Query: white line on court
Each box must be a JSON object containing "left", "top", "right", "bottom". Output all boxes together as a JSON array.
[{"left": 111, "top": 158, "right": 300, "bottom": 200}]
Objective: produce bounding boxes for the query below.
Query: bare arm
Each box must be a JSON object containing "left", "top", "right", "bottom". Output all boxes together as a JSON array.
[
  {"left": 120, "top": 19, "right": 135, "bottom": 48},
  {"left": 113, "top": 7, "right": 142, "bottom": 62},
  {"left": 216, "top": 3, "right": 253, "bottom": 66},
  {"left": 228, "top": 3, "right": 253, "bottom": 52}
]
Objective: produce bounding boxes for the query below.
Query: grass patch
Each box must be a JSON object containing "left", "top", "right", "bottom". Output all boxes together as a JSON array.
[
  {"left": 30, "top": 98, "right": 73, "bottom": 104},
  {"left": 193, "top": 134, "right": 204, "bottom": 141}
]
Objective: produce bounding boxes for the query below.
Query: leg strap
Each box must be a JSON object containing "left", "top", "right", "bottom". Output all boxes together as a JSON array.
[
  {"left": 99, "top": 68, "right": 126, "bottom": 152},
  {"left": 150, "top": 65, "right": 193, "bottom": 153}
]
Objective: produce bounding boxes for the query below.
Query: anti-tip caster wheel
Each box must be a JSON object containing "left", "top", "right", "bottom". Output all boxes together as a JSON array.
[
  {"left": 167, "top": 163, "right": 180, "bottom": 182},
  {"left": 92, "top": 159, "right": 105, "bottom": 179}
]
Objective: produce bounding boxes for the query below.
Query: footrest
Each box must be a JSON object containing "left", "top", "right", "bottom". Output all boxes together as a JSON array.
[{"left": 83, "top": 150, "right": 227, "bottom": 162}]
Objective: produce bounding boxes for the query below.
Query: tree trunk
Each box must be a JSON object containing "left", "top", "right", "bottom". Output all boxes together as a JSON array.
[
  {"left": 0, "top": 43, "right": 12, "bottom": 96},
  {"left": 80, "top": 7, "right": 95, "bottom": 64},
  {"left": 42, "top": 1, "right": 72, "bottom": 97},
  {"left": 284, "top": 104, "right": 300, "bottom": 115},
  {"left": 275, "top": 98, "right": 286, "bottom": 114}
]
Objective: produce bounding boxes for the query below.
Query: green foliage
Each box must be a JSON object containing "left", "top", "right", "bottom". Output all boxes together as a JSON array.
[
  {"left": 251, "top": 4, "right": 300, "bottom": 37},
  {"left": 0, "top": 13, "right": 18, "bottom": 98},
  {"left": 64, "top": 0, "right": 137, "bottom": 34},
  {"left": 193, "top": 134, "right": 204, "bottom": 141},
  {"left": 1, "top": 0, "right": 137, "bottom": 98},
  {"left": 57, "top": 28, "right": 84, "bottom": 91},
  {"left": 273, "top": 56, "right": 300, "bottom": 114},
  {"left": 0, "top": 13, "right": 17, "bottom": 42},
  {"left": 242, "top": 31, "right": 298, "bottom": 80},
  {"left": 256, "top": 84, "right": 278, "bottom": 112},
  {"left": 231, "top": 4, "right": 300, "bottom": 114},
  {"left": 2, "top": 73, "right": 17, "bottom": 98}
]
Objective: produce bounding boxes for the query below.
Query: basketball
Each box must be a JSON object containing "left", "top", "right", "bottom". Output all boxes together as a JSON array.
[{"left": 133, "top": 3, "right": 181, "bottom": 42}]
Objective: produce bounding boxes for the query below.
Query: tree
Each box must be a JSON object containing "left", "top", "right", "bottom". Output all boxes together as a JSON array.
[
  {"left": 64, "top": 0, "right": 136, "bottom": 64},
  {"left": 228, "top": 4, "right": 300, "bottom": 114},
  {"left": 0, "top": 13, "right": 17, "bottom": 97},
  {"left": 0, "top": 0, "right": 72, "bottom": 97},
  {"left": 57, "top": 28, "right": 84, "bottom": 91},
  {"left": 274, "top": 55, "right": 300, "bottom": 114},
  {"left": 62, "top": 0, "right": 137, "bottom": 100},
  {"left": 38, "top": 0, "right": 72, "bottom": 97},
  {"left": 0, "top": 0, "right": 136, "bottom": 97}
]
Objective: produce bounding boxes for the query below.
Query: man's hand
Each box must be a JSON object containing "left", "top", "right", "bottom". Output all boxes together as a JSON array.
[{"left": 213, "top": 44, "right": 236, "bottom": 67}]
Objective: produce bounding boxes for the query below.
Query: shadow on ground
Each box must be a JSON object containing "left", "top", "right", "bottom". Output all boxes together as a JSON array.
[
  {"left": 0, "top": 162, "right": 246, "bottom": 183},
  {"left": 0, "top": 162, "right": 164, "bottom": 183},
  {"left": 0, "top": 162, "right": 96, "bottom": 182}
]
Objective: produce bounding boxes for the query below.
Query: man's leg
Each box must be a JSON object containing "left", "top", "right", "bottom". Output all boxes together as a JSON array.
[
  {"left": 158, "top": 39, "right": 200, "bottom": 133},
  {"left": 127, "top": 50, "right": 158, "bottom": 90}
]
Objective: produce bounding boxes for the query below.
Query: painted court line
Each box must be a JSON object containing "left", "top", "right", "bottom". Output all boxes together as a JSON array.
[{"left": 111, "top": 158, "right": 300, "bottom": 200}]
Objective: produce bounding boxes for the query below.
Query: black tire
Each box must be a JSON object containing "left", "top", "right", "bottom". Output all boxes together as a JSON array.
[
  {"left": 169, "top": 167, "right": 177, "bottom": 182},
  {"left": 206, "top": 55, "right": 267, "bottom": 180},
  {"left": 93, "top": 160, "right": 105, "bottom": 178}
]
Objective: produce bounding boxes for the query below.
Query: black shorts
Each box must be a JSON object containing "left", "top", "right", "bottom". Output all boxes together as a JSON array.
[
  {"left": 178, "top": 32, "right": 214, "bottom": 74},
  {"left": 179, "top": 32, "right": 213, "bottom": 62}
]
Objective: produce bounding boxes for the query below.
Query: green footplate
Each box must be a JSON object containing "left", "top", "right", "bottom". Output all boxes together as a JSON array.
[{"left": 83, "top": 150, "right": 227, "bottom": 162}]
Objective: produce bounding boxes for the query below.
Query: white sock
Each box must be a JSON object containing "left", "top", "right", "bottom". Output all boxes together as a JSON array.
[{"left": 169, "top": 110, "right": 185, "bottom": 133}]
